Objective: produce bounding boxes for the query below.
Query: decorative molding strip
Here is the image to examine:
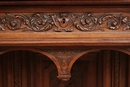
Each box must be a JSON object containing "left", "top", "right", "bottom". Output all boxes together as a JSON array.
[
  {"left": 0, "top": 13, "right": 130, "bottom": 32},
  {"left": 13, "top": 52, "right": 20, "bottom": 87}
]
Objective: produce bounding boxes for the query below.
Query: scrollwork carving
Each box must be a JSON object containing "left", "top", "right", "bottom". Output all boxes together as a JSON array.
[
  {"left": 16, "top": 13, "right": 53, "bottom": 31},
  {"left": 74, "top": 13, "right": 98, "bottom": 31},
  {"left": 5, "top": 14, "right": 22, "bottom": 30},
  {"left": 0, "top": 13, "right": 130, "bottom": 32},
  {"left": 98, "top": 14, "right": 122, "bottom": 30}
]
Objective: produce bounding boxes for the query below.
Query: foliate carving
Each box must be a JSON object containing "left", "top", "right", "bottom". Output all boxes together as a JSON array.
[
  {"left": 15, "top": 13, "right": 53, "bottom": 31},
  {"left": 75, "top": 13, "right": 123, "bottom": 31},
  {"left": 0, "top": 13, "right": 130, "bottom": 32}
]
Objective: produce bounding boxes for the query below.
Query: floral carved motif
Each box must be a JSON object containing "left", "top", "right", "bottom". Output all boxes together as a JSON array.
[{"left": 0, "top": 13, "right": 130, "bottom": 32}]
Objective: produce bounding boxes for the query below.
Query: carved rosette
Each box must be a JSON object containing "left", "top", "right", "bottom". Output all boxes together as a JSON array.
[
  {"left": 4, "top": 14, "right": 22, "bottom": 30},
  {"left": 74, "top": 13, "right": 98, "bottom": 31},
  {"left": 0, "top": 13, "right": 130, "bottom": 32}
]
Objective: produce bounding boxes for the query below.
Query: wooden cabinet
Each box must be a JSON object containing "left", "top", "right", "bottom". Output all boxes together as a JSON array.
[{"left": 0, "top": 0, "right": 130, "bottom": 87}]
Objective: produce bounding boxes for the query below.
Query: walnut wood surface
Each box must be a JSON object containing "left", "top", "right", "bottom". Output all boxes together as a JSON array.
[{"left": 0, "top": 0, "right": 130, "bottom": 84}]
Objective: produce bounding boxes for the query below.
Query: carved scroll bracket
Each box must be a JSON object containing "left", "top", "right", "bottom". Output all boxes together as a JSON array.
[{"left": 43, "top": 49, "right": 85, "bottom": 81}]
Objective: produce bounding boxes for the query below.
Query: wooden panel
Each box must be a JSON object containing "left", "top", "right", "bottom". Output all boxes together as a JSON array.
[
  {"left": 120, "top": 52, "right": 128, "bottom": 87},
  {"left": 21, "top": 51, "right": 27, "bottom": 87},
  {"left": 7, "top": 52, "right": 13, "bottom": 87},
  {"left": 103, "top": 51, "right": 112, "bottom": 87},
  {"left": 33, "top": 54, "right": 43, "bottom": 87},
  {"left": 97, "top": 51, "right": 103, "bottom": 87},
  {"left": 3, "top": 55, "right": 7, "bottom": 87}
]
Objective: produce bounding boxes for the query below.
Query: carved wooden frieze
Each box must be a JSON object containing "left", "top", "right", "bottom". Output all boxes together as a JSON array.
[{"left": 0, "top": 13, "right": 130, "bottom": 32}]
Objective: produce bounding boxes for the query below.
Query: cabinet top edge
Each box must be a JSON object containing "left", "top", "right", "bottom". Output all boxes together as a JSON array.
[{"left": 0, "top": 1, "right": 130, "bottom": 6}]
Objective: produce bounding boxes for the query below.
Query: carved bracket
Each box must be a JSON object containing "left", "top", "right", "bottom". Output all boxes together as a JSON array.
[
  {"left": 43, "top": 49, "right": 85, "bottom": 81},
  {"left": 0, "top": 13, "right": 130, "bottom": 32}
]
